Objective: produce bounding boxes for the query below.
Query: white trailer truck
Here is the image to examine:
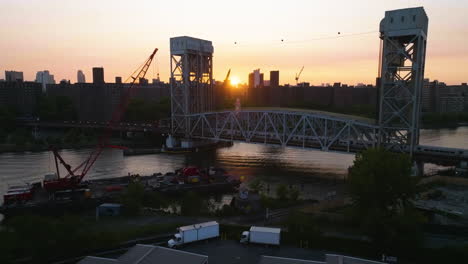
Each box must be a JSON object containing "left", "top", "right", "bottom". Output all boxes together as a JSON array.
[
  {"left": 240, "top": 226, "right": 281, "bottom": 245},
  {"left": 168, "top": 221, "right": 219, "bottom": 248}
]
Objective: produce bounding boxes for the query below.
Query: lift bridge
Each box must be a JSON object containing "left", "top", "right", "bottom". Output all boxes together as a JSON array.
[{"left": 168, "top": 7, "right": 468, "bottom": 167}]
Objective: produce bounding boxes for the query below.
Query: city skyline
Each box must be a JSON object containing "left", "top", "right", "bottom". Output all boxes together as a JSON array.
[{"left": 1, "top": 0, "right": 468, "bottom": 85}]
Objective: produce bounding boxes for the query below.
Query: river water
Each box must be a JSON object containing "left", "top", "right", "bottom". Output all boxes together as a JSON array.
[{"left": 0, "top": 127, "right": 467, "bottom": 202}]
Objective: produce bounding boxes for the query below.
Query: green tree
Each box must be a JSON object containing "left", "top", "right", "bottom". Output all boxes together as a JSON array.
[
  {"left": 288, "top": 187, "right": 300, "bottom": 201},
  {"left": 9, "top": 128, "right": 32, "bottom": 147},
  {"left": 248, "top": 178, "right": 264, "bottom": 193},
  {"left": 120, "top": 182, "right": 145, "bottom": 216},
  {"left": 276, "top": 184, "right": 289, "bottom": 200},
  {"left": 0, "top": 106, "right": 16, "bottom": 133},
  {"left": 143, "top": 191, "right": 169, "bottom": 209},
  {"left": 285, "top": 211, "right": 322, "bottom": 243},
  {"left": 348, "top": 148, "right": 423, "bottom": 253},
  {"left": 37, "top": 95, "right": 76, "bottom": 121},
  {"left": 180, "top": 191, "right": 205, "bottom": 216},
  {"left": 124, "top": 97, "right": 170, "bottom": 122}
]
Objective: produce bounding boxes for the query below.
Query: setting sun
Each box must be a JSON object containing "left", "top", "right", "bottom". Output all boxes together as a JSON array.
[{"left": 230, "top": 76, "right": 240, "bottom": 86}]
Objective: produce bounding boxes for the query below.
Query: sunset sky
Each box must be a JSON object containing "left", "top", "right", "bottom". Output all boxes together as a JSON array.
[{"left": 1, "top": 0, "right": 468, "bottom": 85}]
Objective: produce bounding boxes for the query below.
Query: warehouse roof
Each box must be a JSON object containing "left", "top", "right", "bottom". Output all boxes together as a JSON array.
[
  {"left": 259, "top": 254, "right": 386, "bottom": 264},
  {"left": 78, "top": 256, "right": 118, "bottom": 264},
  {"left": 259, "top": 256, "right": 323, "bottom": 264},
  {"left": 77, "top": 244, "right": 208, "bottom": 264}
]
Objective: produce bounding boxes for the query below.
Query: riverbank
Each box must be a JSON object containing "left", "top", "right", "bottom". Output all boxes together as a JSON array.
[
  {"left": 421, "top": 123, "right": 468, "bottom": 129},
  {"left": 0, "top": 142, "right": 96, "bottom": 153},
  {"left": 0, "top": 138, "right": 160, "bottom": 154}
]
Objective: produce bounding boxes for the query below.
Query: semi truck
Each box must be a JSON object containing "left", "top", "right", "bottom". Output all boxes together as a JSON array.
[
  {"left": 168, "top": 221, "right": 219, "bottom": 248},
  {"left": 240, "top": 226, "right": 281, "bottom": 245}
]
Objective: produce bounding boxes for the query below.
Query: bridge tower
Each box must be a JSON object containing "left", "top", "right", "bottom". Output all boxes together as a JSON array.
[
  {"left": 378, "top": 7, "right": 428, "bottom": 155},
  {"left": 170, "top": 36, "right": 214, "bottom": 138}
]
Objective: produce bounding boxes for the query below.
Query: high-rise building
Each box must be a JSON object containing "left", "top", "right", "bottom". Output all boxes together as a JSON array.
[
  {"left": 270, "top": 71, "right": 279, "bottom": 88},
  {"left": 0, "top": 81, "right": 42, "bottom": 117},
  {"left": 35, "top": 70, "right": 56, "bottom": 92},
  {"left": 248, "top": 69, "right": 263, "bottom": 88},
  {"left": 77, "top": 70, "right": 86, "bottom": 83},
  {"left": 92, "top": 67, "right": 105, "bottom": 84},
  {"left": 115, "top": 76, "right": 122, "bottom": 84},
  {"left": 439, "top": 95, "right": 465, "bottom": 113},
  {"left": 248, "top": 73, "right": 254, "bottom": 89},
  {"left": 5, "top": 71, "right": 24, "bottom": 82}
]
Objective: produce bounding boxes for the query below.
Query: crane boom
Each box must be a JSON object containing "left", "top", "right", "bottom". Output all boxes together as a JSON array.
[
  {"left": 295, "top": 66, "right": 304, "bottom": 85},
  {"left": 223, "top": 69, "right": 231, "bottom": 85},
  {"left": 45, "top": 48, "right": 158, "bottom": 191}
]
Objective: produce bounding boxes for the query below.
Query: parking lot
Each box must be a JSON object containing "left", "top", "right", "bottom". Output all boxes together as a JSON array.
[{"left": 182, "top": 239, "right": 329, "bottom": 264}]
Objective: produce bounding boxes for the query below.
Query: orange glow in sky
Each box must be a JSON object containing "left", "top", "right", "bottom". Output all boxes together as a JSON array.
[
  {"left": 230, "top": 76, "right": 240, "bottom": 87},
  {"left": 1, "top": 0, "right": 468, "bottom": 85}
]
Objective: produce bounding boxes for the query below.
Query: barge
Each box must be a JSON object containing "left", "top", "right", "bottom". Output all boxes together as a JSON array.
[{"left": 1, "top": 167, "right": 240, "bottom": 214}]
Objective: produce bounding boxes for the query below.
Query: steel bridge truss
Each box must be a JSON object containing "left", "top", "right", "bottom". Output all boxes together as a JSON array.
[
  {"left": 171, "top": 53, "right": 213, "bottom": 137},
  {"left": 178, "top": 110, "right": 379, "bottom": 153},
  {"left": 378, "top": 8, "right": 428, "bottom": 154}
]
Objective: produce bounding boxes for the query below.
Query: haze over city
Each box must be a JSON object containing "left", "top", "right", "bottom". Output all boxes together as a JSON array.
[{"left": 2, "top": 0, "right": 468, "bottom": 85}]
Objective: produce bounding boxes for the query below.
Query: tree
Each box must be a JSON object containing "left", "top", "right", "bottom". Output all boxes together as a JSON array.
[
  {"left": 288, "top": 187, "right": 300, "bottom": 201},
  {"left": 120, "top": 182, "right": 145, "bottom": 216},
  {"left": 248, "top": 178, "right": 264, "bottom": 193},
  {"left": 37, "top": 95, "right": 76, "bottom": 121},
  {"left": 276, "top": 184, "right": 288, "bottom": 200},
  {"left": 285, "top": 210, "right": 322, "bottom": 243},
  {"left": 180, "top": 191, "right": 205, "bottom": 216},
  {"left": 347, "top": 148, "right": 423, "bottom": 253},
  {"left": 124, "top": 97, "right": 170, "bottom": 122},
  {"left": 0, "top": 106, "right": 16, "bottom": 133}
]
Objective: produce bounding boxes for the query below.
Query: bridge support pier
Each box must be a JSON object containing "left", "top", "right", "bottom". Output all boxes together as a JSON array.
[
  {"left": 411, "top": 161, "right": 425, "bottom": 177},
  {"left": 165, "top": 135, "right": 178, "bottom": 149}
]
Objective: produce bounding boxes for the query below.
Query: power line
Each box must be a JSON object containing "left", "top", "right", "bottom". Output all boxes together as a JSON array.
[{"left": 228, "top": 30, "right": 378, "bottom": 47}]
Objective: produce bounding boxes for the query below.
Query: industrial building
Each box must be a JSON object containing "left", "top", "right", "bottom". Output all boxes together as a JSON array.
[
  {"left": 78, "top": 244, "right": 208, "bottom": 264},
  {"left": 77, "top": 243, "right": 387, "bottom": 264},
  {"left": 258, "top": 254, "right": 385, "bottom": 264}
]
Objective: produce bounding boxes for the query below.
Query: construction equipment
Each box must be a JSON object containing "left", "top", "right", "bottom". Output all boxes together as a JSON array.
[
  {"left": 43, "top": 48, "right": 159, "bottom": 191},
  {"left": 223, "top": 69, "right": 231, "bottom": 86},
  {"left": 295, "top": 66, "right": 304, "bottom": 85}
]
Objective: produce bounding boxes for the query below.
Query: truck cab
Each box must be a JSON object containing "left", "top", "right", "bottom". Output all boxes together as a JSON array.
[
  {"left": 168, "top": 233, "right": 183, "bottom": 248},
  {"left": 240, "top": 231, "right": 250, "bottom": 243}
]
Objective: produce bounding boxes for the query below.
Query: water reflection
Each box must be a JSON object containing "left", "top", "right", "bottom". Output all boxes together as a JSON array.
[{"left": 0, "top": 127, "right": 467, "bottom": 201}]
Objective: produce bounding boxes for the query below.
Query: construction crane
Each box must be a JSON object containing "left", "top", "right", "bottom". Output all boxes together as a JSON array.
[
  {"left": 44, "top": 48, "right": 159, "bottom": 191},
  {"left": 295, "top": 66, "right": 304, "bottom": 85},
  {"left": 223, "top": 69, "right": 231, "bottom": 86}
]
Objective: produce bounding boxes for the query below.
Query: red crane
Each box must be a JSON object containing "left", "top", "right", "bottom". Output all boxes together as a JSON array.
[{"left": 44, "top": 48, "right": 159, "bottom": 191}]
